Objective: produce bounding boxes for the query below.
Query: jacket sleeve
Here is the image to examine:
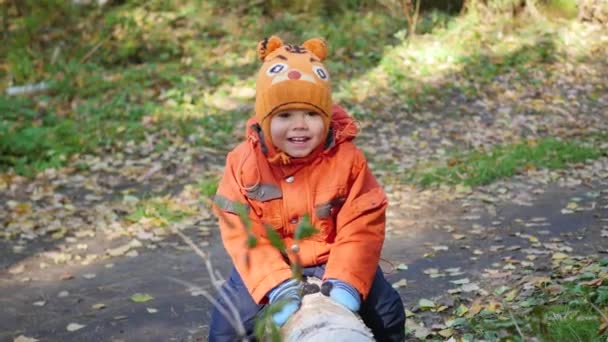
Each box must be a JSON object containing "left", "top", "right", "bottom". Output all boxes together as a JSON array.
[
  {"left": 323, "top": 149, "right": 387, "bottom": 299},
  {"left": 213, "top": 150, "right": 293, "bottom": 304}
]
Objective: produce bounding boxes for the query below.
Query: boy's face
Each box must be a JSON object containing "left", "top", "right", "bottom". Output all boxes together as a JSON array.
[{"left": 270, "top": 109, "right": 325, "bottom": 158}]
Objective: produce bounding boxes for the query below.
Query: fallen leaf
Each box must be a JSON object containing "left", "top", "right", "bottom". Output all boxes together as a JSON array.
[
  {"left": 418, "top": 298, "right": 436, "bottom": 309},
  {"left": 431, "top": 245, "right": 449, "bottom": 252},
  {"left": 566, "top": 202, "right": 579, "bottom": 210},
  {"left": 423, "top": 268, "right": 440, "bottom": 275},
  {"left": 92, "top": 303, "right": 106, "bottom": 310},
  {"left": 494, "top": 286, "right": 509, "bottom": 295},
  {"left": 396, "top": 263, "right": 409, "bottom": 271},
  {"left": 436, "top": 305, "right": 449, "bottom": 312},
  {"left": 405, "top": 320, "right": 431, "bottom": 339},
  {"left": 580, "top": 278, "right": 603, "bottom": 287},
  {"left": 438, "top": 328, "right": 454, "bottom": 338},
  {"left": 66, "top": 323, "right": 85, "bottom": 332},
  {"left": 130, "top": 293, "right": 154, "bottom": 303},
  {"left": 451, "top": 278, "right": 470, "bottom": 285},
  {"left": 32, "top": 301, "right": 46, "bottom": 307},
  {"left": 60, "top": 272, "right": 74, "bottom": 280},
  {"left": 466, "top": 300, "right": 483, "bottom": 318},
  {"left": 9, "top": 264, "right": 25, "bottom": 275},
  {"left": 455, "top": 304, "right": 468, "bottom": 317},
  {"left": 461, "top": 283, "right": 480, "bottom": 292},
  {"left": 483, "top": 301, "right": 501, "bottom": 314},
  {"left": 82, "top": 273, "right": 96, "bottom": 280},
  {"left": 126, "top": 250, "right": 139, "bottom": 257},
  {"left": 392, "top": 279, "right": 408, "bottom": 288},
  {"left": 14, "top": 336, "right": 38, "bottom": 342},
  {"left": 505, "top": 289, "right": 519, "bottom": 301},
  {"left": 552, "top": 252, "right": 569, "bottom": 261},
  {"left": 146, "top": 307, "right": 158, "bottom": 314}
]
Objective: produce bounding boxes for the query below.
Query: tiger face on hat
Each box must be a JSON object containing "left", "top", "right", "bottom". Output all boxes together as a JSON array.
[{"left": 255, "top": 36, "right": 332, "bottom": 148}]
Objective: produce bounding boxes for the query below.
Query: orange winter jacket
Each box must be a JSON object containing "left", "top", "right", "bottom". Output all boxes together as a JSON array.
[{"left": 213, "top": 105, "right": 387, "bottom": 304}]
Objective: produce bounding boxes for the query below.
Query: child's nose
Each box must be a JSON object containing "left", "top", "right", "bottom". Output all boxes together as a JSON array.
[
  {"left": 292, "top": 114, "right": 308, "bottom": 128},
  {"left": 288, "top": 70, "right": 301, "bottom": 80}
]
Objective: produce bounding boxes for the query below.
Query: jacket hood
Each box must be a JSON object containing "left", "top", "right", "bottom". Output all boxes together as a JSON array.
[{"left": 245, "top": 104, "right": 358, "bottom": 159}]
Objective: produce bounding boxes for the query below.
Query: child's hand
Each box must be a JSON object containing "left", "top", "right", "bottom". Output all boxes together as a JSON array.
[
  {"left": 268, "top": 278, "right": 302, "bottom": 326},
  {"left": 321, "top": 279, "right": 361, "bottom": 312}
]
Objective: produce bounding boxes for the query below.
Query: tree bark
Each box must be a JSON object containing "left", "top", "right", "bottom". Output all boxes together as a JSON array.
[{"left": 281, "top": 278, "right": 375, "bottom": 342}]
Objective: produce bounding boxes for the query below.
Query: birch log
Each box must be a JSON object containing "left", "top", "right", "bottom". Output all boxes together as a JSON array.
[{"left": 280, "top": 278, "right": 375, "bottom": 342}]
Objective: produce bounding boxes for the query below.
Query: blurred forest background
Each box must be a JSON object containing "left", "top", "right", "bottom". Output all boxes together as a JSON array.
[
  {"left": 2, "top": 1, "right": 608, "bottom": 341},
  {"left": 1, "top": 0, "right": 606, "bottom": 177}
]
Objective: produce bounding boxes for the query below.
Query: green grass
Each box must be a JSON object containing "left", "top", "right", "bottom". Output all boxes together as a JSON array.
[
  {"left": 2, "top": 1, "right": 606, "bottom": 177},
  {"left": 448, "top": 257, "right": 608, "bottom": 341},
  {"left": 126, "top": 197, "right": 195, "bottom": 226},
  {"left": 198, "top": 175, "right": 220, "bottom": 198},
  {"left": 406, "top": 138, "right": 605, "bottom": 187},
  {"left": 1, "top": 1, "right": 404, "bottom": 175}
]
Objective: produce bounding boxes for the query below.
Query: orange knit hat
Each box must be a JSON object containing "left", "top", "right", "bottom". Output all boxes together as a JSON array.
[{"left": 255, "top": 36, "right": 332, "bottom": 147}]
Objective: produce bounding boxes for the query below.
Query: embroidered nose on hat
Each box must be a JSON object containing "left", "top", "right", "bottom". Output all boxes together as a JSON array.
[
  {"left": 288, "top": 70, "right": 301, "bottom": 80},
  {"left": 255, "top": 36, "right": 332, "bottom": 148}
]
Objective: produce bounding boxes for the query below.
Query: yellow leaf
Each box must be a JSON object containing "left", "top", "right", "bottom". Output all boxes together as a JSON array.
[
  {"left": 438, "top": 328, "right": 454, "bottom": 338},
  {"left": 505, "top": 289, "right": 519, "bottom": 302},
  {"left": 455, "top": 304, "right": 468, "bottom": 317},
  {"left": 92, "top": 303, "right": 106, "bottom": 310},
  {"left": 566, "top": 202, "right": 578, "bottom": 210},
  {"left": 552, "top": 252, "right": 569, "bottom": 261},
  {"left": 466, "top": 299, "right": 483, "bottom": 318}
]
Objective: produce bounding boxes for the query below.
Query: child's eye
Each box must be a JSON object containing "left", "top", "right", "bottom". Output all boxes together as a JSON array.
[
  {"left": 312, "top": 65, "right": 329, "bottom": 81},
  {"left": 266, "top": 63, "right": 287, "bottom": 76},
  {"left": 277, "top": 112, "right": 291, "bottom": 118},
  {"left": 307, "top": 112, "right": 319, "bottom": 117}
]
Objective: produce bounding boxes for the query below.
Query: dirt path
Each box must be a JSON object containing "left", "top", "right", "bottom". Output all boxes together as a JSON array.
[{"left": 1, "top": 156, "right": 606, "bottom": 341}]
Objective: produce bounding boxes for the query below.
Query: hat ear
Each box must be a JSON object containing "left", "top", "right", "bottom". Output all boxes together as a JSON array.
[
  {"left": 257, "top": 36, "right": 283, "bottom": 61},
  {"left": 302, "top": 38, "right": 328, "bottom": 61}
]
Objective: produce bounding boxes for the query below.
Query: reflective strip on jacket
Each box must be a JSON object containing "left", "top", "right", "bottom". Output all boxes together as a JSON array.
[{"left": 213, "top": 105, "right": 387, "bottom": 304}]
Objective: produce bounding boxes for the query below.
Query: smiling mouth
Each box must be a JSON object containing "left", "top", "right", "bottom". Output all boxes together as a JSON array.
[{"left": 288, "top": 137, "right": 311, "bottom": 143}]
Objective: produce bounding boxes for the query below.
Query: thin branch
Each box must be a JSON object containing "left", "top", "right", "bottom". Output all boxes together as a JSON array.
[
  {"left": 168, "top": 225, "right": 247, "bottom": 338},
  {"left": 588, "top": 300, "right": 608, "bottom": 324},
  {"left": 79, "top": 35, "right": 110, "bottom": 63},
  {"left": 507, "top": 307, "right": 525, "bottom": 340},
  {"left": 167, "top": 276, "right": 245, "bottom": 338}
]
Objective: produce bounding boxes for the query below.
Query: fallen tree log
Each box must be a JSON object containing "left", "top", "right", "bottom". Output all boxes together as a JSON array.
[{"left": 281, "top": 278, "right": 375, "bottom": 342}]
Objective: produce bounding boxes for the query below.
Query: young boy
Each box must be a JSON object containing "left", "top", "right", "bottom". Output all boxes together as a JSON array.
[{"left": 209, "top": 36, "right": 405, "bottom": 341}]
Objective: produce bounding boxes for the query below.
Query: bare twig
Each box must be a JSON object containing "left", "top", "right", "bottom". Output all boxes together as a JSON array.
[
  {"left": 507, "top": 307, "right": 525, "bottom": 340},
  {"left": 168, "top": 225, "right": 247, "bottom": 338},
  {"left": 167, "top": 276, "right": 245, "bottom": 338},
  {"left": 6, "top": 82, "right": 49, "bottom": 96},
  {"left": 588, "top": 300, "right": 608, "bottom": 324},
  {"left": 80, "top": 35, "right": 110, "bottom": 63}
]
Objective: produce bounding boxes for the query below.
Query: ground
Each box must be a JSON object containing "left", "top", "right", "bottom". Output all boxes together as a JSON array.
[{"left": 1, "top": 149, "right": 607, "bottom": 341}]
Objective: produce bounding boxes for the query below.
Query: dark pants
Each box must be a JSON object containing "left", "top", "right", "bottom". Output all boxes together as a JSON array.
[{"left": 208, "top": 265, "right": 405, "bottom": 341}]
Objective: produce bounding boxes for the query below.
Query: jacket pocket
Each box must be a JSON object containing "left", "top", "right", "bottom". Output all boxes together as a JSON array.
[
  {"left": 243, "top": 183, "right": 284, "bottom": 231},
  {"left": 261, "top": 199, "right": 284, "bottom": 232},
  {"left": 314, "top": 195, "right": 346, "bottom": 241}
]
